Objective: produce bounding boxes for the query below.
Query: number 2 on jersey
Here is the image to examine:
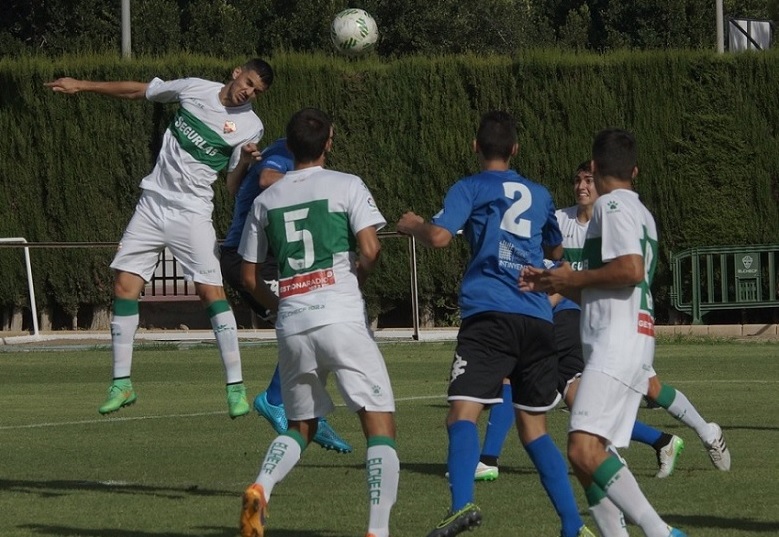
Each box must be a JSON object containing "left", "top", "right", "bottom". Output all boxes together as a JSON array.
[{"left": 500, "top": 182, "right": 532, "bottom": 238}]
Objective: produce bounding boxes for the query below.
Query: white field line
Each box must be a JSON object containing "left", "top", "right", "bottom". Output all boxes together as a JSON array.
[
  {"left": 1, "top": 381, "right": 776, "bottom": 431},
  {"left": 0, "top": 394, "right": 445, "bottom": 431}
]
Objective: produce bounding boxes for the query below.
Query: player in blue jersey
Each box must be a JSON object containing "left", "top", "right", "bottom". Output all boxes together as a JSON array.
[
  {"left": 219, "top": 138, "right": 352, "bottom": 454},
  {"left": 521, "top": 129, "right": 687, "bottom": 537},
  {"left": 46, "top": 59, "right": 274, "bottom": 419},
  {"left": 397, "top": 111, "right": 594, "bottom": 537},
  {"left": 476, "top": 162, "right": 685, "bottom": 481}
]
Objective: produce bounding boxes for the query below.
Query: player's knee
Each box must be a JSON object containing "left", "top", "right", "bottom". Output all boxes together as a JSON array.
[{"left": 196, "top": 283, "right": 226, "bottom": 303}]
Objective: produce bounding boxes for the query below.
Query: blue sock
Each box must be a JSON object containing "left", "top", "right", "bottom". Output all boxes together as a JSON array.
[
  {"left": 265, "top": 365, "right": 283, "bottom": 406},
  {"left": 481, "top": 383, "right": 514, "bottom": 460},
  {"left": 524, "top": 434, "right": 583, "bottom": 537},
  {"left": 631, "top": 420, "right": 663, "bottom": 446},
  {"left": 447, "top": 420, "right": 480, "bottom": 512}
]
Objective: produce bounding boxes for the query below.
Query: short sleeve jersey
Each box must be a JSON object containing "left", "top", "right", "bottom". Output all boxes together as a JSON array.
[
  {"left": 223, "top": 138, "right": 292, "bottom": 248},
  {"left": 579, "top": 189, "right": 659, "bottom": 388},
  {"left": 141, "top": 77, "right": 263, "bottom": 212},
  {"left": 553, "top": 205, "right": 588, "bottom": 314},
  {"left": 431, "top": 170, "right": 562, "bottom": 322},
  {"left": 238, "top": 166, "right": 386, "bottom": 335}
]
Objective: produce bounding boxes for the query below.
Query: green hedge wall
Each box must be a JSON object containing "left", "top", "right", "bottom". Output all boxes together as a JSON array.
[{"left": 1, "top": 51, "right": 778, "bottom": 325}]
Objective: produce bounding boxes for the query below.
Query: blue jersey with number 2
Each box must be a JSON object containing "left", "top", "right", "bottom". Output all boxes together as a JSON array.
[{"left": 432, "top": 170, "right": 562, "bottom": 322}]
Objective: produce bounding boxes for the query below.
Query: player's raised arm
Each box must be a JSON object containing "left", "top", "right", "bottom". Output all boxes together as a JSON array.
[
  {"left": 44, "top": 77, "right": 149, "bottom": 99},
  {"left": 226, "top": 143, "right": 262, "bottom": 197}
]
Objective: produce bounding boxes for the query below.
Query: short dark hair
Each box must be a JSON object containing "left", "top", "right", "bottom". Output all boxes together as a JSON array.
[
  {"left": 286, "top": 107, "right": 332, "bottom": 163},
  {"left": 592, "top": 128, "right": 637, "bottom": 181},
  {"left": 476, "top": 111, "right": 517, "bottom": 161},
  {"left": 242, "top": 58, "right": 274, "bottom": 88},
  {"left": 575, "top": 160, "right": 592, "bottom": 174}
]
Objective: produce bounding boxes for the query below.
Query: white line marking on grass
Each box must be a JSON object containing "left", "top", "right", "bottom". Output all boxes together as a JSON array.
[{"left": 0, "top": 395, "right": 446, "bottom": 431}]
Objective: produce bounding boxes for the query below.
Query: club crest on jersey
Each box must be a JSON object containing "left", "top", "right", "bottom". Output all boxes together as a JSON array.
[{"left": 223, "top": 120, "right": 236, "bottom": 134}]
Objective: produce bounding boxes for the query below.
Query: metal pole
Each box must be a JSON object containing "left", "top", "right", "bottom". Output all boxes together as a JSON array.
[
  {"left": 408, "top": 236, "right": 420, "bottom": 341},
  {"left": 0, "top": 238, "right": 40, "bottom": 338},
  {"left": 716, "top": 0, "right": 725, "bottom": 53},
  {"left": 121, "top": 0, "right": 132, "bottom": 59}
]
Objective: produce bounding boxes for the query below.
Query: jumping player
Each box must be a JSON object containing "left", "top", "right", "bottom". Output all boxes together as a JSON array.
[{"left": 45, "top": 58, "right": 274, "bottom": 418}]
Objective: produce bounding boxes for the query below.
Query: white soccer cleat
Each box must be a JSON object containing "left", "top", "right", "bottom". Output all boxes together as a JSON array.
[
  {"left": 655, "top": 435, "right": 685, "bottom": 478},
  {"left": 474, "top": 462, "right": 499, "bottom": 481},
  {"left": 703, "top": 423, "right": 731, "bottom": 471}
]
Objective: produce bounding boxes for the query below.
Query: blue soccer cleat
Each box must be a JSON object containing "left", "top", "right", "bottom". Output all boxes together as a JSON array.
[
  {"left": 313, "top": 418, "right": 353, "bottom": 454},
  {"left": 253, "top": 391, "right": 287, "bottom": 434}
]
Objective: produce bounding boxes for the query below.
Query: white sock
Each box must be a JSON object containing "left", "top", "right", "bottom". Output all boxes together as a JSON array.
[
  {"left": 589, "top": 496, "right": 629, "bottom": 537},
  {"left": 209, "top": 307, "right": 242, "bottom": 384},
  {"left": 111, "top": 313, "right": 138, "bottom": 378},
  {"left": 366, "top": 443, "right": 399, "bottom": 537},
  {"left": 666, "top": 388, "right": 710, "bottom": 439},
  {"left": 256, "top": 434, "right": 303, "bottom": 500},
  {"left": 603, "top": 466, "right": 670, "bottom": 537}
]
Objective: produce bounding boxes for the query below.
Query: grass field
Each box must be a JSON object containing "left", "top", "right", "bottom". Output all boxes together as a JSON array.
[{"left": 1, "top": 339, "right": 778, "bottom": 537}]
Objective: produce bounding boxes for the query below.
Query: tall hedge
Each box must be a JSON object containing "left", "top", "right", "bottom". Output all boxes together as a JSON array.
[{"left": 1, "top": 51, "right": 777, "bottom": 327}]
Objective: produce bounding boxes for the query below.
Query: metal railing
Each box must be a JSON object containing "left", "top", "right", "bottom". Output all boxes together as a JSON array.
[
  {"left": 0, "top": 233, "right": 422, "bottom": 339},
  {"left": 671, "top": 244, "right": 779, "bottom": 324}
]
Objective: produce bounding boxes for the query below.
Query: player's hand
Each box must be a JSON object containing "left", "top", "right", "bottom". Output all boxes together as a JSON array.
[
  {"left": 519, "top": 261, "right": 574, "bottom": 294},
  {"left": 44, "top": 77, "right": 82, "bottom": 94},
  {"left": 258, "top": 307, "right": 277, "bottom": 325},
  {"left": 396, "top": 211, "right": 424, "bottom": 235},
  {"left": 239, "top": 143, "right": 262, "bottom": 165}
]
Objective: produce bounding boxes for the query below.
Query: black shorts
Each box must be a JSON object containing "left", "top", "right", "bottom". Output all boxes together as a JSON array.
[
  {"left": 219, "top": 246, "right": 278, "bottom": 315},
  {"left": 449, "top": 312, "right": 560, "bottom": 411},
  {"left": 554, "top": 309, "right": 584, "bottom": 396}
]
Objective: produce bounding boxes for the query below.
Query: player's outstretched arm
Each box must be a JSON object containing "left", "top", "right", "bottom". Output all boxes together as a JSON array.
[
  {"left": 519, "top": 263, "right": 582, "bottom": 304},
  {"left": 396, "top": 211, "right": 452, "bottom": 248},
  {"left": 44, "top": 77, "right": 148, "bottom": 99}
]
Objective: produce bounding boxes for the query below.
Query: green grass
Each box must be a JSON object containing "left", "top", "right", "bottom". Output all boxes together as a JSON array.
[{"left": 1, "top": 340, "right": 778, "bottom": 537}]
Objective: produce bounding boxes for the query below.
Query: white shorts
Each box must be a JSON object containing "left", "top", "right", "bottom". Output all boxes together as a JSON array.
[
  {"left": 110, "top": 191, "right": 223, "bottom": 285},
  {"left": 277, "top": 321, "right": 395, "bottom": 420},
  {"left": 569, "top": 368, "right": 644, "bottom": 448}
]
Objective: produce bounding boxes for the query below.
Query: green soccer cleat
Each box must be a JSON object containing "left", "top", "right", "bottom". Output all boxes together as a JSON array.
[
  {"left": 655, "top": 435, "right": 685, "bottom": 478},
  {"left": 574, "top": 526, "right": 597, "bottom": 537},
  {"left": 426, "top": 503, "right": 482, "bottom": 537},
  {"left": 227, "top": 383, "right": 250, "bottom": 419},
  {"left": 98, "top": 379, "right": 137, "bottom": 415}
]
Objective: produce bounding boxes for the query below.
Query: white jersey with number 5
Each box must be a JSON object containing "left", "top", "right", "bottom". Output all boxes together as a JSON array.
[
  {"left": 579, "top": 189, "right": 658, "bottom": 390},
  {"left": 238, "top": 166, "right": 386, "bottom": 335}
]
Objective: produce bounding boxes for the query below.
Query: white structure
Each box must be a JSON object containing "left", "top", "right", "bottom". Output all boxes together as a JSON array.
[{"left": 728, "top": 19, "right": 773, "bottom": 51}]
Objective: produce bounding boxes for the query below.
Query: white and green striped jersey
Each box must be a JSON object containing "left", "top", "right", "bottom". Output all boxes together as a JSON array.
[
  {"left": 579, "top": 188, "right": 659, "bottom": 389},
  {"left": 238, "top": 166, "right": 386, "bottom": 335},
  {"left": 140, "top": 77, "right": 263, "bottom": 212},
  {"left": 555, "top": 205, "right": 588, "bottom": 270}
]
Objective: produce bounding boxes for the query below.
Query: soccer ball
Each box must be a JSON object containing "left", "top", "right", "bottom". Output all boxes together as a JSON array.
[{"left": 330, "top": 8, "right": 379, "bottom": 56}]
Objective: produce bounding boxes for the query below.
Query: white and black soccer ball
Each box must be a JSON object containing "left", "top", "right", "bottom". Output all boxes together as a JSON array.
[{"left": 330, "top": 8, "right": 379, "bottom": 56}]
